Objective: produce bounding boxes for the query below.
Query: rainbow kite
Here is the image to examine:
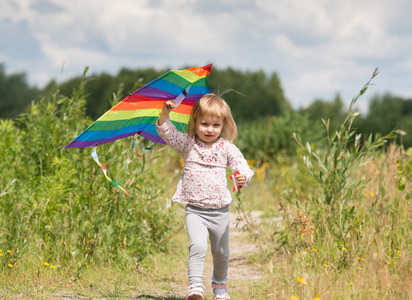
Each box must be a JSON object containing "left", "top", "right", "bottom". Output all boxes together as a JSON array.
[
  {"left": 64, "top": 64, "right": 212, "bottom": 149},
  {"left": 64, "top": 64, "right": 212, "bottom": 195}
]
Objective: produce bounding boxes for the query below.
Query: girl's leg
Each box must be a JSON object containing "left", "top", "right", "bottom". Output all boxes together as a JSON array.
[
  {"left": 208, "top": 207, "right": 230, "bottom": 287},
  {"left": 186, "top": 205, "right": 209, "bottom": 289}
]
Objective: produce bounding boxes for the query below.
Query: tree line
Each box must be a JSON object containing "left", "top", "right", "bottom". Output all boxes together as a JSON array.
[{"left": 1, "top": 63, "right": 411, "bottom": 147}]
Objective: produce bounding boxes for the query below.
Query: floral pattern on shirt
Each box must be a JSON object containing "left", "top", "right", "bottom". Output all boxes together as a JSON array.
[{"left": 156, "top": 118, "right": 254, "bottom": 209}]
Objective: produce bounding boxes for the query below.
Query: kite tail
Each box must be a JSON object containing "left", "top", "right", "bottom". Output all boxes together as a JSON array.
[{"left": 91, "top": 149, "right": 130, "bottom": 196}]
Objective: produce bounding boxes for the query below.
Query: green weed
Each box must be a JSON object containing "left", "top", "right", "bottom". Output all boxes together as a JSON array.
[{"left": 0, "top": 69, "right": 178, "bottom": 277}]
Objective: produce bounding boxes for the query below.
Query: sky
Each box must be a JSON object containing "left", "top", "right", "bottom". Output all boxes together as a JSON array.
[{"left": 1, "top": 0, "right": 412, "bottom": 112}]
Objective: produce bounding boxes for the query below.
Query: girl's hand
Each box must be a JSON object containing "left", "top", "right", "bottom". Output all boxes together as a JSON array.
[
  {"left": 163, "top": 100, "right": 176, "bottom": 112},
  {"left": 158, "top": 100, "right": 175, "bottom": 126},
  {"left": 235, "top": 173, "right": 247, "bottom": 188}
]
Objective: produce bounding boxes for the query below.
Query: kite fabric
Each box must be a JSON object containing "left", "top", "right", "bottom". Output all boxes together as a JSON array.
[
  {"left": 64, "top": 64, "right": 212, "bottom": 196},
  {"left": 64, "top": 64, "right": 212, "bottom": 149}
]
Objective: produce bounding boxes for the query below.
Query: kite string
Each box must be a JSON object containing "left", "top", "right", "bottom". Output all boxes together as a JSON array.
[
  {"left": 230, "top": 171, "right": 241, "bottom": 192},
  {"left": 132, "top": 134, "right": 143, "bottom": 157},
  {"left": 91, "top": 149, "right": 130, "bottom": 196}
]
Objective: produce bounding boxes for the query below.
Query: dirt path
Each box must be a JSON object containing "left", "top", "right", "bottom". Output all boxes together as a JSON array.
[{"left": 51, "top": 210, "right": 265, "bottom": 300}]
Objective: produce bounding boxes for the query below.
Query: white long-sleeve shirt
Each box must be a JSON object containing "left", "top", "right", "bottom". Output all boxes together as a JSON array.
[{"left": 156, "top": 118, "right": 254, "bottom": 209}]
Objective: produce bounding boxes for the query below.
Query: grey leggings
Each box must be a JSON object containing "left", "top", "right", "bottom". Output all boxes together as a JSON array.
[{"left": 185, "top": 205, "right": 230, "bottom": 289}]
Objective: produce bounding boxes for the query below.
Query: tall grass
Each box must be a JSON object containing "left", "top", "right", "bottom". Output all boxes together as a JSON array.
[
  {"left": 291, "top": 68, "right": 398, "bottom": 254},
  {"left": 0, "top": 70, "right": 177, "bottom": 277},
  {"left": 236, "top": 69, "right": 412, "bottom": 299}
]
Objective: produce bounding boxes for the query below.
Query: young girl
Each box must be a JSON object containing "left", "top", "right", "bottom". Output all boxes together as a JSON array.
[{"left": 156, "top": 94, "right": 254, "bottom": 300}]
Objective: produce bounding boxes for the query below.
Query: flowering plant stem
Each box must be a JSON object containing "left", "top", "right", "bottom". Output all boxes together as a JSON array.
[{"left": 293, "top": 68, "right": 398, "bottom": 253}]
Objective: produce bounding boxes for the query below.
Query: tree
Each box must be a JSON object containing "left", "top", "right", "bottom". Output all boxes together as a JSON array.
[
  {"left": 0, "top": 64, "right": 39, "bottom": 118},
  {"left": 208, "top": 68, "right": 291, "bottom": 121},
  {"left": 355, "top": 93, "right": 412, "bottom": 148},
  {"left": 300, "top": 93, "right": 345, "bottom": 131}
]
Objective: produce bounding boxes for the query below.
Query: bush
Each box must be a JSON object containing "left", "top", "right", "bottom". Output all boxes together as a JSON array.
[
  {"left": 0, "top": 71, "right": 177, "bottom": 273},
  {"left": 236, "top": 113, "right": 324, "bottom": 164}
]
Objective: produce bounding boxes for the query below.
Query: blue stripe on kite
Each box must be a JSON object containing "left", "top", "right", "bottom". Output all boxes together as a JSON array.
[
  {"left": 188, "top": 86, "right": 210, "bottom": 95},
  {"left": 144, "top": 79, "right": 185, "bottom": 96},
  {"left": 73, "top": 121, "right": 183, "bottom": 142},
  {"left": 75, "top": 124, "right": 152, "bottom": 142},
  {"left": 140, "top": 123, "right": 157, "bottom": 135}
]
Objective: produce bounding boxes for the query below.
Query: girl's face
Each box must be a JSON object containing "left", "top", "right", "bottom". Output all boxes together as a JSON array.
[{"left": 195, "top": 114, "right": 223, "bottom": 148}]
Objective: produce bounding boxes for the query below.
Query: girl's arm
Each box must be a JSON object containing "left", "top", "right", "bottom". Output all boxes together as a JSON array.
[
  {"left": 158, "top": 100, "right": 175, "bottom": 126},
  {"left": 227, "top": 144, "right": 254, "bottom": 189},
  {"left": 156, "top": 100, "right": 190, "bottom": 155}
]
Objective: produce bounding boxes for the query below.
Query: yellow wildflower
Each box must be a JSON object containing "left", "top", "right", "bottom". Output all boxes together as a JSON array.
[
  {"left": 312, "top": 248, "right": 317, "bottom": 252},
  {"left": 357, "top": 257, "right": 364, "bottom": 261},
  {"left": 314, "top": 295, "right": 321, "bottom": 300},
  {"left": 324, "top": 264, "right": 329, "bottom": 267},
  {"left": 343, "top": 248, "right": 347, "bottom": 251},
  {"left": 50, "top": 265, "right": 56, "bottom": 269},
  {"left": 356, "top": 267, "right": 362, "bottom": 270},
  {"left": 44, "top": 262, "right": 50, "bottom": 266},
  {"left": 8, "top": 264, "right": 13, "bottom": 268},
  {"left": 370, "top": 192, "right": 375, "bottom": 196},
  {"left": 0, "top": 250, "right": 2, "bottom": 252},
  {"left": 0, "top": 253, "right": 3, "bottom": 257},
  {"left": 349, "top": 282, "right": 354, "bottom": 285},
  {"left": 296, "top": 277, "right": 308, "bottom": 285},
  {"left": 291, "top": 296, "right": 299, "bottom": 300},
  {"left": 178, "top": 157, "right": 184, "bottom": 168},
  {"left": 7, "top": 250, "right": 11, "bottom": 254}
]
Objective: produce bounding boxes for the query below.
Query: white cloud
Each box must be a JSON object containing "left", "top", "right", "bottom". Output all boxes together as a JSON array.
[{"left": 1, "top": 0, "right": 412, "bottom": 109}]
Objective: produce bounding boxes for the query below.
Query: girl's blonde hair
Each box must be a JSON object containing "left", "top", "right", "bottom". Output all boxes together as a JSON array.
[{"left": 187, "top": 93, "right": 237, "bottom": 142}]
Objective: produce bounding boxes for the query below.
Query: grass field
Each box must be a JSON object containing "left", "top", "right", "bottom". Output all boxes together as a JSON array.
[{"left": 1, "top": 71, "right": 411, "bottom": 299}]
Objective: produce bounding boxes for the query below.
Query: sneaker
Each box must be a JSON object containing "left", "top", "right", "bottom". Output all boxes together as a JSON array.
[
  {"left": 212, "top": 293, "right": 230, "bottom": 300},
  {"left": 186, "top": 286, "right": 204, "bottom": 300}
]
